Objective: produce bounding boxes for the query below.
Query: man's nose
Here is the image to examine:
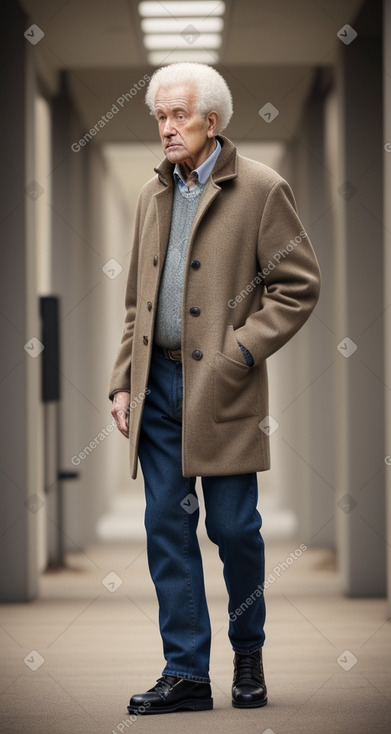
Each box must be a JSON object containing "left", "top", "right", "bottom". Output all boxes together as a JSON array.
[{"left": 163, "top": 118, "right": 175, "bottom": 136}]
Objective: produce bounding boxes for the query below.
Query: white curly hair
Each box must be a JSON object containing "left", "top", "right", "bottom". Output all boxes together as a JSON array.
[{"left": 145, "top": 62, "right": 233, "bottom": 134}]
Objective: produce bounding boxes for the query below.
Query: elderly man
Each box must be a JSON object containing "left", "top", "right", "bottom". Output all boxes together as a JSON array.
[{"left": 109, "top": 62, "right": 321, "bottom": 715}]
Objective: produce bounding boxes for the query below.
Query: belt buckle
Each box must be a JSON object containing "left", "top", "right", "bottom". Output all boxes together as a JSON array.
[{"left": 167, "top": 348, "right": 181, "bottom": 362}]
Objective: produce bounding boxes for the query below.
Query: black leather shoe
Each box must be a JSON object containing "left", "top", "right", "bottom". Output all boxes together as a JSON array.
[
  {"left": 127, "top": 674, "right": 213, "bottom": 715},
  {"left": 232, "top": 648, "right": 268, "bottom": 708}
]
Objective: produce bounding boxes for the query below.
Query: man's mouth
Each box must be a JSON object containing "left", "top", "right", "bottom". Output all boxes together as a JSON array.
[{"left": 167, "top": 143, "right": 181, "bottom": 149}]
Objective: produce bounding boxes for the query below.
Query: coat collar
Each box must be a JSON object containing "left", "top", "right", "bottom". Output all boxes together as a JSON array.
[
  {"left": 153, "top": 134, "right": 238, "bottom": 188},
  {"left": 152, "top": 135, "right": 237, "bottom": 266}
]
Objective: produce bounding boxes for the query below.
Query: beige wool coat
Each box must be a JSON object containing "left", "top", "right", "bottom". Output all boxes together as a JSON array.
[{"left": 109, "top": 135, "right": 321, "bottom": 479}]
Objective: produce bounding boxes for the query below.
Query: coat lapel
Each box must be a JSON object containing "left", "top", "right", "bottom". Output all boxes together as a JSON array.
[
  {"left": 186, "top": 137, "right": 239, "bottom": 242},
  {"left": 190, "top": 176, "right": 221, "bottom": 235},
  {"left": 154, "top": 185, "right": 173, "bottom": 264}
]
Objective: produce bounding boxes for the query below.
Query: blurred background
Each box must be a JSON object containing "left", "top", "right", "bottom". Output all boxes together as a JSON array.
[{"left": 1, "top": 1, "right": 391, "bottom": 730}]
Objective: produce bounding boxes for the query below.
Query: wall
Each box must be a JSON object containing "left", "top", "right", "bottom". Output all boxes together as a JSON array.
[
  {"left": 0, "top": 0, "right": 39, "bottom": 601},
  {"left": 383, "top": 0, "right": 391, "bottom": 613},
  {"left": 50, "top": 76, "right": 133, "bottom": 553},
  {"left": 276, "top": 74, "right": 337, "bottom": 549}
]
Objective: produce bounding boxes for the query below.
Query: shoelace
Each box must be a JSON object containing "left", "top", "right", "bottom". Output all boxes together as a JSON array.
[
  {"left": 234, "top": 653, "right": 262, "bottom": 683},
  {"left": 153, "top": 675, "right": 181, "bottom": 696}
]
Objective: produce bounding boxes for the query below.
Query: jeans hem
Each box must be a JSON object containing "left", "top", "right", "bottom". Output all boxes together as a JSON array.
[
  {"left": 163, "top": 669, "right": 210, "bottom": 683},
  {"left": 232, "top": 643, "right": 264, "bottom": 655}
]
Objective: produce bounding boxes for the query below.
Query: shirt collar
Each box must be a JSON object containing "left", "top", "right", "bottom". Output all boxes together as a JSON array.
[{"left": 173, "top": 138, "right": 222, "bottom": 187}]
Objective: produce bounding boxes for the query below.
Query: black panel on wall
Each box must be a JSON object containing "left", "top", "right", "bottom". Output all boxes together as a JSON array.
[{"left": 40, "top": 296, "right": 60, "bottom": 402}]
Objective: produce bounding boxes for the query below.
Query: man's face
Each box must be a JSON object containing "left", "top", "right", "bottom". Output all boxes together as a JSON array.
[{"left": 154, "top": 84, "right": 214, "bottom": 169}]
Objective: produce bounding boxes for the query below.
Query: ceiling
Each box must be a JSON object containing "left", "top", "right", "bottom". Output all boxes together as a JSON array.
[{"left": 19, "top": 0, "right": 365, "bottom": 143}]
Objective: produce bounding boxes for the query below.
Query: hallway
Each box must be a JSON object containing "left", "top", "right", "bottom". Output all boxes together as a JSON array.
[
  {"left": 1, "top": 0, "right": 391, "bottom": 731},
  {"left": 1, "top": 537, "right": 390, "bottom": 734}
]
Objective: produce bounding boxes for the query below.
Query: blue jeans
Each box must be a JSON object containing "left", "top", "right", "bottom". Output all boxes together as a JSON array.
[{"left": 138, "top": 345, "right": 266, "bottom": 683}]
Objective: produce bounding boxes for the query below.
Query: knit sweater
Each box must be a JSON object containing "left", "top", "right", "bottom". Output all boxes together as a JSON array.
[{"left": 154, "top": 181, "right": 204, "bottom": 349}]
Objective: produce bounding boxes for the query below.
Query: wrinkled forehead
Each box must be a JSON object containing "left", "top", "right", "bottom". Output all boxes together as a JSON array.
[{"left": 154, "top": 84, "right": 198, "bottom": 112}]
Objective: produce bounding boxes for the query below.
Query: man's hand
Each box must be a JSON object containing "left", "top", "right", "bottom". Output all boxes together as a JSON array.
[{"left": 111, "top": 391, "right": 131, "bottom": 438}]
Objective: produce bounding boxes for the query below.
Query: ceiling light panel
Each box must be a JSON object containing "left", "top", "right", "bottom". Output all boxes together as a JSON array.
[
  {"left": 144, "top": 33, "right": 221, "bottom": 49},
  {"left": 139, "top": 1, "right": 226, "bottom": 18},
  {"left": 141, "top": 17, "right": 224, "bottom": 33},
  {"left": 148, "top": 50, "right": 219, "bottom": 64},
  {"left": 139, "top": 1, "right": 225, "bottom": 65}
]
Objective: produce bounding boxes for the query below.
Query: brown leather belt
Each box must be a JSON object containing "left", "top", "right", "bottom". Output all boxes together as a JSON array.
[{"left": 161, "top": 346, "right": 182, "bottom": 362}]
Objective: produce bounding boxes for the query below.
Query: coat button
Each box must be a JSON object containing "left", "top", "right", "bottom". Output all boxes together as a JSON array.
[
  {"left": 147, "top": 301, "right": 152, "bottom": 311},
  {"left": 153, "top": 256, "right": 158, "bottom": 266},
  {"left": 189, "top": 306, "right": 201, "bottom": 316},
  {"left": 192, "top": 349, "right": 203, "bottom": 360},
  {"left": 143, "top": 335, "right": 149, "bottom": 345},
  {"left": 191, "top": 260, "right": 201, "bottom": 269}
]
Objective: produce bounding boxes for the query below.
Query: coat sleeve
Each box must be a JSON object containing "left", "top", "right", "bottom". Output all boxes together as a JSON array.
[
  {"left": 233, "top": 178, "right": 321, "bottom": 365},
  {"left": 108, "top": 196, "right": 142, "bottom": 401}
]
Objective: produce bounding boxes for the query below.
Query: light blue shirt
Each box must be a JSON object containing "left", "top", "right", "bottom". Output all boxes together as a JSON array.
[{"left": 173, "top": 138, "right": 222, "bottom": 193}]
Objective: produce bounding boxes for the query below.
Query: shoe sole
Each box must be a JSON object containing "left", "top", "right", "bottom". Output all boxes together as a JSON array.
[
  {"left": 232, "top": 697, "right": 268, "bottom": 709},
  {"left": 127, "top": 698, "right": 213, "bottom": 715}
]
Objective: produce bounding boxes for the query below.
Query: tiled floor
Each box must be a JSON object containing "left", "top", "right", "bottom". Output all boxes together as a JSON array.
[{"left": 0, "top": 538, "right": 390, "bottom": 734}]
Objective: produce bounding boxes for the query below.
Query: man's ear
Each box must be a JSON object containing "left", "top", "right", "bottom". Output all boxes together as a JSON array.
[{"left": 207, "top": 111, "right": 219, "bottom": 138}]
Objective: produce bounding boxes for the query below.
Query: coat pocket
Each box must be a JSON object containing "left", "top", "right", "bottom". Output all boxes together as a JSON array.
[{"left": 213, "top": 350, "right": 260, "bottom": 423}]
